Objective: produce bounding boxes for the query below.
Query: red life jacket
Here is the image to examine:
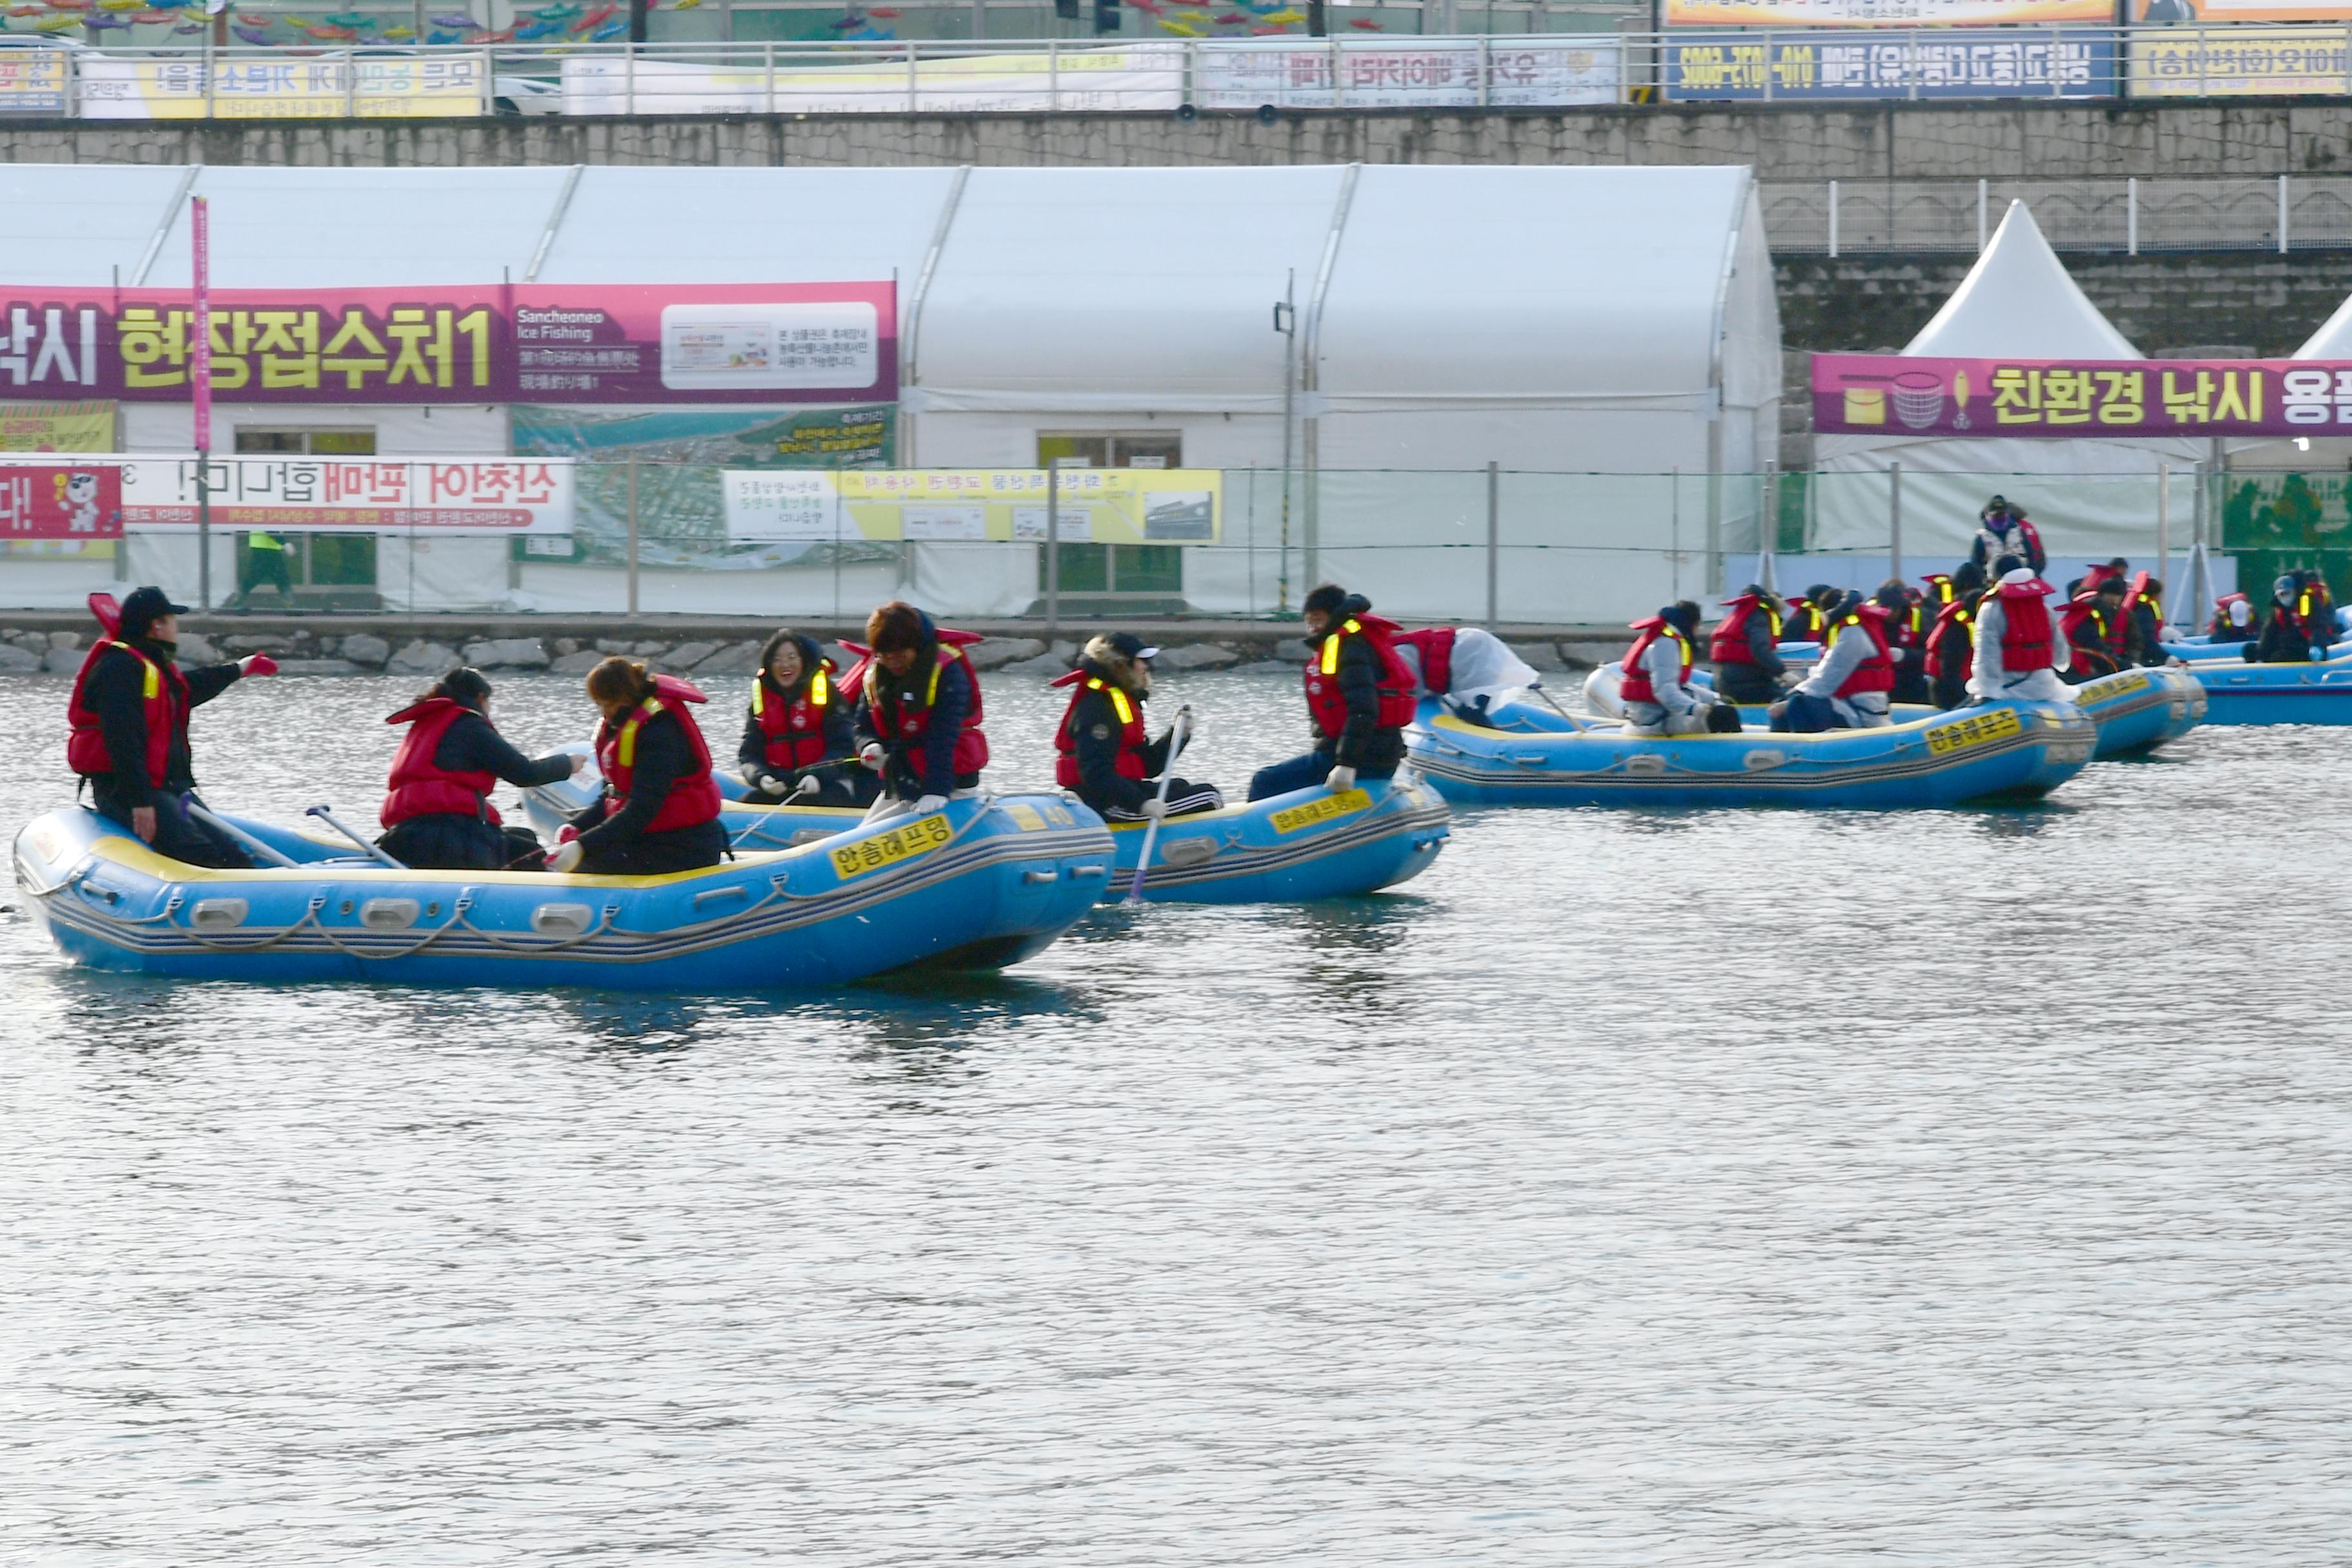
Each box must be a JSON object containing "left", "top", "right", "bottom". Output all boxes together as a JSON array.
[
  {"left": 380, "top": 696, "right": 502, "bottom": 828},
  {"left": 859, "top": 633, "right": 990, "bottom": 777},
  {"left": 1709, "top": 594, "right": 1779, "bottom": 666},
  {"left": 1050, "top": 671, "right": 1149, "bottom": 789},
  {"left": 1620, "top": 616, "right": 1694, "bottom": 705},
  {"left": 1823, "top": 607, "right": 1895, "bottom": 697},
  {"left": 594, "top": 674, "right": 723, "bottom": 836},
  {"left": 1304, "top": 613, "right": 1419, "bottom": 740},
  {"left": 1780, "top": 599, "right": 1825, "bottom": 642},
  {"left": 1393, "top": 625, "right": 1456, "bottom": 696},
  {"left": 1995, "top": 581, "right": 2057, "bottom": 672},
  {"left": 2081, "top": 563, "right": 2125, "bottom": 594},
  {"left": 750, "top": 662, "right": 838, "bottom": 771},
  {"left": 2209, "top": 592, "right": 2252, "bottom": 639},
  {"left": 1894, "top": 596, "right": 1929, "bottom": 650},
  {"left": 1921, "top": 573, "right": 1955, "bottom": 608},
  {"left": 2061, "top": 596, "right": 2126, "bottom": 660},
  {"left": 1924, "top": 598, "right": 1977, "bottom": 684},
  {"left": 66, "top": 638, "right": 188, "bottom": 786}
]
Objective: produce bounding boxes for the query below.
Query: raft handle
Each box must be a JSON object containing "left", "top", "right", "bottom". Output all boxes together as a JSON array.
[
  {"left": 1068, "top": 864, "right": 1108, "bottom": 879},
  {"left": 1022, "top": 870, "right": 1059, "bottom": 884},
  {"left": 692, "top": 885, "right": 750, "bottom": 908}
]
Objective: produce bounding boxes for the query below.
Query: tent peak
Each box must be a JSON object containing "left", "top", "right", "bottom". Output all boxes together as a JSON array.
[{"left": 1902, "top": 199, "right": 2141, "bottom": 361}]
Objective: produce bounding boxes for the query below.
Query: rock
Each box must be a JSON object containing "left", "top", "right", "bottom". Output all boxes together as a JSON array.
[
  {"left": 552, "top": 637, "right": 580, "bottom": 656},
  {"left": 316, "top": 636, "right": 341, "bottom": 655},
  {"left": 965, "top": 637, "right": 1046, "bottom": 671},
  {"left": 224, "top": 633, "right": 278, "bottom": 653},
  {"left": 175, "top": 632, "right": 219, "bottom": 664},
  {"left": 631, "top": 640, "right": 669, "bottom": 656},
  {"left": 1233, "top": 660, "right": 1297, "bottom": 676},
  {"left": 0, "top": 643, "right": 41, "bottom": 672},
  {"left": 1155, "top": 643, "right": 1238, "bottom": 670},
  {"left": 47, "top": 630, "right": 80, "bottom": 651},
  {"left": 652, "top": 640, "right": 716, "bottom": 673},
  {"left": 1277, "top": 637, "right": 1315, "bottom": 662},
  {"left": 269, "top": 659, "right": 364, "bottom": 676},
  {"left": 6, "top": 631, "right": 43, "bottom": 651},
  {"left": 464, "top": 637, "right": 551, "bottom": 670},
  {"left": 387, "top": 640, "right": 460, "bottom": 676},
  {"left": 594, "top": 638, "right": 634, "bottom": 654},
  {"left": 691, "top": 642, "right": 761, "bottom": 677},
  {"left": 42, "top": 646, "right": 84, "bottom": 673},
  {"left": 1507, "top": 640, "right": 1571, "bottom": 673},
  {"left": 338, "top": 632, "right": 391, "bottom": 668},
  {"left": 999, "top": 650, "right": 1077, "bottom": 680},
  {"left": 549, "top": 649, "right": 604, "bottom": 676}
]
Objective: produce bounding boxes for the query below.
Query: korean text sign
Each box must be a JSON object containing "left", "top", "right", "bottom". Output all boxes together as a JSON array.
[
  {"left": 1813, "top": 354, "right": 2352, "bottom": 436},
  {"left": 1665, "top": 0, "right": 2109, "bottom": 23},
  {"left": 0, "top": 464, "right": 123, "bottom": 540},
  {"left": 0, "top": 283, "right": 896, "bottom": 407},
  {"left": 103, "top": 457, "right": 573, "bottom": 535},
  {"left": 723, "top": 469, "right": 1223, "bottom": 547},
  {"left": 1665, "top": 30, "right": 2117, "bottom": 100}
]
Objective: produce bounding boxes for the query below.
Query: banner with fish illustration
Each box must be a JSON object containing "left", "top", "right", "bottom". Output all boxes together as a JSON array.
[
  {"left": 1814, "top": 353, "right": 2352, "bottom": 437},
  {"left": 0, "top": 282, "right": 896, "bottom": 406},
  {"left": 77, "top": 54, "right": 487, "bottom": 119}
]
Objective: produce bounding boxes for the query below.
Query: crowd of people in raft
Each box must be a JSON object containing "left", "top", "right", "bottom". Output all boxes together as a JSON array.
[
  {"left": 1616, "top": 492, "right": 2340, "bottom": 736},
  {"left": 64, "top": 583, "right": 1429, "bottom": 877}
]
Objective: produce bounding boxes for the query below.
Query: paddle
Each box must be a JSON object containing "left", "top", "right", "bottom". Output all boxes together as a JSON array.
[
  {"left": 304, "top": 804, "right": 406, "bottom": 870},
  {"left": 182, "top": 799, "right": 299, "bottom": 868},
  {"left": 1122, "top": 705, "right": 1190, "bottom": 907},
  {"left": 88, "top": 591, "right": 120, "bottom": 638}
]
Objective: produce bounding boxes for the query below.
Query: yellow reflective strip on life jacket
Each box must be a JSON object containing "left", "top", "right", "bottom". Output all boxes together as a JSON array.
[
  {"left": 1765, "top": 604, "right": 1781, "bottom": 639},
  {"left": 926, "top": 650, "right": 946, "bottom": 705},
  {"left": 812, "top": 669, "right": 828, "bottom": 707},
  {"left": 750, "top": 682, "right": 765, "bottom": 716},
  {"left": 616, "top": 697, "right": 663, "bottom": 769},
  {"left": 1108, "top": 688, "right": 1133, "bottom": 726},
  {"left": 104, "top": 639, "right": 160, "bottom": 698}
]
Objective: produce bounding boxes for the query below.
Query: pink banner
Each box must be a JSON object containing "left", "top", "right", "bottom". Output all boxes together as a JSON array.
[
  {"left": 0, "top": 281, "right": 896, "bottom": 407},
  {"left": 0, "top": 463, "right": 123, "bottom": 538},
  {"left": 189, "top": 196, "right": 210, "bottom": 451},
  {"left": 1813, "top": 353, "right": 2352, "bottom": 438}
]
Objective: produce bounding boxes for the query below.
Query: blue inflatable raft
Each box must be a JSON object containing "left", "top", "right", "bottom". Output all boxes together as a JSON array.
[
  {"left": 1408, "top": 694, "right": 2093, "bottom": 808},
  {"left": 12, "top": 795, "right": 1112, "bottom": 990},
  {"left": 531, "top": 764, "right": 1451, "bottom": 905}
]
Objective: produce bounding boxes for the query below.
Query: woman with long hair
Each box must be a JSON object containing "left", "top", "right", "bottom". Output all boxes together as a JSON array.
[
  {"left": 548, "top": 657, "right": 727, "bottom": 876},
  {"left": 378, "top": 666, "right": 581, "bottom": 870}
]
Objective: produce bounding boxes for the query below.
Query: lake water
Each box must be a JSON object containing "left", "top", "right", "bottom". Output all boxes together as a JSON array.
[{"left": 4, "top": 664, "right": 2348, "bottom": 1564}]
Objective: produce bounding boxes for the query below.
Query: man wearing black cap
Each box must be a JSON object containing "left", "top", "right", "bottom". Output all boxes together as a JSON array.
[
  {"left": 1051, "top": 632, "right": 1221, "bottom": 821},
  {"left": 64, "top": 585, "right": 277, "bottom": 868},
  {"left": 1248, "top": 582, "right": 1416, "bottom": 801}
]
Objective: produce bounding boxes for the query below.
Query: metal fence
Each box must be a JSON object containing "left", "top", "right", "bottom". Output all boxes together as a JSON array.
[
  {"left": 11, "top": 463, "right": 2336, "bottom": 628},
  {"left": 11, "top": 26, "right": 2352, "bottom": 121},
  {"left": 1765, "top": 177, "right": 2352, "bottom": 256}
]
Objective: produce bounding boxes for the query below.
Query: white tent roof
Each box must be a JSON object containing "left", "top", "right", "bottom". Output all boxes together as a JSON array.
[
  {"left": 2295, "top": 291, "right": 2352, "bottom": 357},
  {"left": 1903, "top": 201, "right": 2141, "bottom": 360}
]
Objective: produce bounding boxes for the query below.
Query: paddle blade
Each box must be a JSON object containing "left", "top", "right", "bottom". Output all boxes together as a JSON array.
[{"left": 87, "top": 591, "right": 119, "bottom": 637}]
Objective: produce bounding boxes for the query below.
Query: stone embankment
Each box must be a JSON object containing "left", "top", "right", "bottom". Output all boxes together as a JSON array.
[{"left": 0, "top": 620, "right": 1622, "bottom": 678}]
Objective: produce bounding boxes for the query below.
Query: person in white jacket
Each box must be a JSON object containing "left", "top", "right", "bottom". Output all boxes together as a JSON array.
[
  {"left": 1785, "top": 590, "right": 1896, "bottom": 729},
  {"left": 1968, "top": 562, "right": 2075, "bottom": 705}
]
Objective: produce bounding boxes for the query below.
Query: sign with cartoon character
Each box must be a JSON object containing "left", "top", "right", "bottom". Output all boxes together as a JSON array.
[{"left": 0, "top": 464, "right": 123, "bottom": 539}]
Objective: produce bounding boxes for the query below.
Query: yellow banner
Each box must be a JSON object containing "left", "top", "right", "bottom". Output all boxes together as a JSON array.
[
  {"left": 725, "top": 467, "right": 1223, "bottom": 546},
  {"left": 77, "top": 56, "right": 485, "bottom": 121},
  {"left": 0, "top": 52, "right": 69, "bottom": 116},
  {"left": 0, "top": 401, "right": 116, "bottom": 453},
  {"left": 2130, "top": 27, "right": 2351, "bottom": 95}
]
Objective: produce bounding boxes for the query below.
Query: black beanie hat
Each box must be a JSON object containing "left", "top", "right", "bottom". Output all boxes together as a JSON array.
[{"left": 1303, "top": 583, "right": 1349, "bottom": 618}]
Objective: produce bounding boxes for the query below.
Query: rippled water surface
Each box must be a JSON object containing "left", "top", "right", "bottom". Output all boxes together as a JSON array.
[{"left": 5, "top": 663, "right": 2350, "bottom": 1564}]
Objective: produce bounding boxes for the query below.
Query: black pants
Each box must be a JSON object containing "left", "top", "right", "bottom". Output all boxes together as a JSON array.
[
  {"left": 380, "top": 813, "right": 542, "bottom": 872},
  {"left": 1084, "top": 777, "right": 1224, "bottom": 823},
  {"left": 1712, "top": 663, "right": 1780, "bottom": 704},
  {"left": 881, "top": 760, "right": 981, "bottom": 801},
  {"left": 89, "top": 782, "right": 251, "bottom": 870},
  {"left": 575, "top": 816, "right": 729, "bottom": 877},
  {"left": 777, "top": 763, "right": 880, "bottom": 808}
]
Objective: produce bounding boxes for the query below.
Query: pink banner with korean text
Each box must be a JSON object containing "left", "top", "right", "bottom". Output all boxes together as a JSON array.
[
  {"left": 1812, "top": 353, "right": 2352, "bottom": 438},
  {"left": 0, "top": 282, "right": 896, "bottom": 407}
]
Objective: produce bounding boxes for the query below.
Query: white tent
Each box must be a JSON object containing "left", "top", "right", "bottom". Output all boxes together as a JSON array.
[
  {"left": 0, "top": 162, "right": 1779, "bottom": 617},
  {"left": 1815, "top": 201, "right": 2200, "bottom": 570}
]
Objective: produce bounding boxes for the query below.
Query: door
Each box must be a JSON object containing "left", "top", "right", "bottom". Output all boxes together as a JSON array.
[{"left": 1036, "top": 432, "right": 1186, "bottom": 609}]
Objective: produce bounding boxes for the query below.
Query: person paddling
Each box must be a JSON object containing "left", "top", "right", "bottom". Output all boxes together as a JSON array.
[
  {"left": 65, "top": 585, "right": 277, "bottom": 868},
  {"left": 1052, "top": 632, "right": 1221, "bottom": 822},
  {"left": 379, "top": 667, "right": 582, "bottom": 870},
  {"left": 551, "top": 658, "right": 727, "bottom": 877}
]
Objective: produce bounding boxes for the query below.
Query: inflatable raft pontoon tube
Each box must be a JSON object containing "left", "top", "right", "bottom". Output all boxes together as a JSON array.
[
  {"left": 1408, "top": 694, "right": 2094, "bottom": 807},
  {"left": 533, "top": 761, "right": 1451, "bottom": 905},
  {"left": 12, "top": 796, "right": 1112, "bottom": 989}
]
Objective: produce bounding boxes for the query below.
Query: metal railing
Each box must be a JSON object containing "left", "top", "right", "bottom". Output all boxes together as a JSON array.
[{"left": 1766, "top": 175, "right": 2352, "bottom": 255}]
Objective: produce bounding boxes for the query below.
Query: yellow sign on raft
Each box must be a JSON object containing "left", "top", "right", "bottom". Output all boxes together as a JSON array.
[
  {"left": 2079, "top": 671, "right": 2151, "bottom": 700},
  {"left": 1269, "top": 788, "right": 1371, "bottom": 834},
  {"left": 830, "top": 812, "right": 953, "bottom": 881},
  {"left": 1924, "top": 707, "right": 2023, "bottom": 757}
]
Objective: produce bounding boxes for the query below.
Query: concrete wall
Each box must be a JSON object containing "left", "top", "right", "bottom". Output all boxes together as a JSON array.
[{"left": 12, "top": 102, "right": 2352, "bottom": 177}]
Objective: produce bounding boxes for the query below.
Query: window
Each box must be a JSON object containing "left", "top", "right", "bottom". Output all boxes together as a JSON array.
[
  {"left": 1037, "top": 432, "right": 1185, "bottom": 605},
  {"left": 230, "top": 428, "right": 380, "bottom": 606}
]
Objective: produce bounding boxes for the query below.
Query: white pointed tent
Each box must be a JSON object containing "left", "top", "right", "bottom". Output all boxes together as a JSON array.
[{"left": 1814, "top": 201, "right": 2201, "bottom": 567}]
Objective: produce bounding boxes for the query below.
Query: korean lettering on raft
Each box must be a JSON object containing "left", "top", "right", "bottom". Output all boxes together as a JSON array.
[
  {"left": 1989, "top": 367, "right": 2265, "bottom": 427},
  {"left": 118, "top": 306, "right": 495, "bottom": 392}
]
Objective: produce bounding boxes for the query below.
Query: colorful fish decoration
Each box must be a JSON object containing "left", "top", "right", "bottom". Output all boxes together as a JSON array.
[
  {"left": 1157, "top": 15, "right": 1202, "bottom": 31},
  {"left": 514, "top": 16, "right": 558, "bottom": 35},
  {"left": 425, "top": 27, "right": 460, "bottom": 40},
  {"left": 133, "top": 8, "right": 174, "bottom": 20},
  {"left": 430, "top": 10, "right": 478, "bottom": 23},
  {"left": 6, "top": 8, "right": 44, "bottom": 17},
  {"left": 1259, "top": 6, "right": 1303, "bottom": 20},
  {"left": 473, "top": 24, "right": 511, "bottom": 38},
  {"left": 379, "top": 21, "right": 411, "bottom": 35},
  {"left": 33, "top": 14, "right": 81, "bottom": 28},
  {"left": 671, "top": 0, "right": 701, "bottom": 11},
  {"left": 279, "top": 12, "right": 311, "bottom": 23},
  {"left": 83, "top": 13, "right": 130, "bottom": 26},
  {"left": 304, "top": 23, "right": 355, "bottom": 38},
  {"left": 1346, "top": 15, "right": 1379, "bottom": 25},
  {"left": 588, "top": 17, "right": 621, "bottom": 35},
  {"left": 866, "top": 3, "right": 898, "bottom": 13},
  {"left": 231, "top": 21, "right": 272, "bottom": 39},
  {"left": 97, "top": 1, "right": 144, "bottom": 14},
  {"left": 325, "top": 10, "right": 374, "bottom": 24}
]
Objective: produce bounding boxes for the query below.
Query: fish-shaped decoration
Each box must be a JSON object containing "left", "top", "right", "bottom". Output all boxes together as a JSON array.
[
  {"left": 279, "top": 11, "right": 311, "bottom": 23},
  {"left": 866, "top": 3, "right": 898, "bottom": 13},
  {"left": 97, "top": 1, "right": 144, "bottom": 14},
  {"left": 514, "top": 16, "right": 558, "bottom": 35},
  {"left": 1157, "top": 14, "right": 1202, "bottom": 30},
  {"left": 537, "top": 1, "right": 580, "bottom": 15},
  {"left": 324, "top": 10, "right": 374, "bottom": 24},
  {"left": 172, "top": 20, "right": 203, "bottom": 30},
  {"left": 232, "top": 21, "right": 274, "bottom": 39},
  {"left": 1213, "top": 12, "right": 1244, "bottom": 21},
  {"left": 1259, "top": 6, "right": 1303, "bottom": 20},
  {"left": 1346, "top": 15, "right": 1379, "bottom": 25},
  {"left": 671, "top": 0, "right": 701, "bottom": 12},
  {"left": 304, "top": 23, "right": 356, "bottom": 38},
  {"left": 843, "top": 21, "right": 890, "bottom": 36},
  {"left": 83, "top": 13, "right": 130, "bottom": 26},
  {"left": 430, "top": 9, "right": 477, "bottom": 22},
  {"left": 588, "top": 17, "right": 622, "bottom": 35},
  {"left": 379, "top": 21, "right": 412, "bottom": 35},
  {"left": 45, "top": 0, "right": 90, "bottom": 11},
  {"left": 6, "top": 8, "right": 45, "bottom": 17}
]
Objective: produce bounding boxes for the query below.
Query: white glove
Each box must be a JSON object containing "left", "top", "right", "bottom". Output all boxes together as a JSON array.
[
  {"left": 1325, "top": 765, "right": 1356, "bottom": 792},
  {"left": 859, "top": 742, "right": 886, "bottom": 772},
  {"left": 547, "top": 839, "right": 584, "bottom": 874},
  {"left": 1174, "top": 709, "right": 1199, "bottom": 743},
  {"left": 913, "top": 794, "right": 948, "bottom": 816},
  {"left": 1141, "top": 798, "right": 1168, "bottom": 820},
  {"left": 755, "top": 772, "right": 789, "bottom": 798},
  {"left": 790, "top": 774, "right": 823, "bottom": 800}
]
